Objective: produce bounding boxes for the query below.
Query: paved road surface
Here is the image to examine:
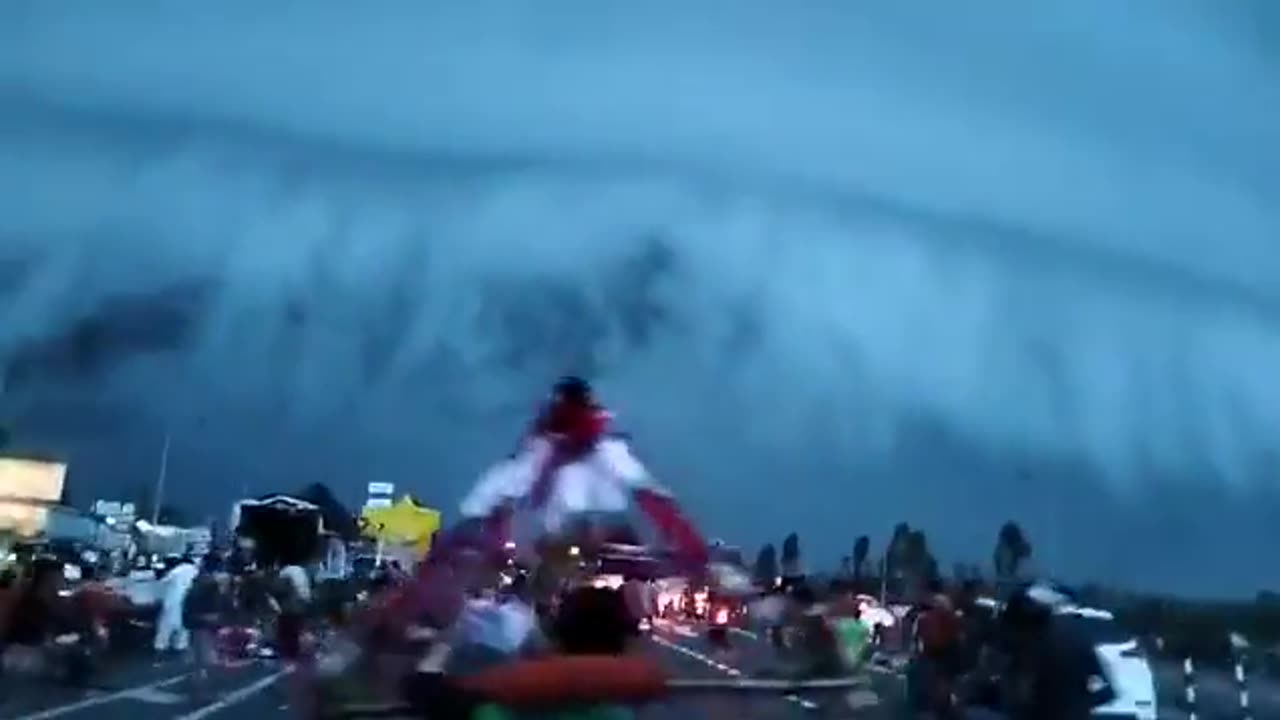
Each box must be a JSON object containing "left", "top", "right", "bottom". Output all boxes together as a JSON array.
[
  {"left": 671, "top": 621, "right": 1280, "bottom": 720},
  {"left": 642, "top": 620, "right": 905, "bottom": 719},
  {"left": 19, "top": 627, "right": 1274, "bottom": 719},
  {"left": 0, "top": 655, "right": 289, "bottom": 720},
  {"left": 1151, "top": 657, "right": 1280, "bottom": 720},
  {"left": 0, "top": 624, "right": 905, "bottom": 720}
]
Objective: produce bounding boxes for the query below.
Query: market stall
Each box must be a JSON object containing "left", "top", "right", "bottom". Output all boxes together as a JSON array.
[{"left": 232, "top": 494, "right": 325, "bottom": 566}]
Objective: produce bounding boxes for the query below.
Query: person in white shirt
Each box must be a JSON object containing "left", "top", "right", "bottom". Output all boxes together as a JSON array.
[
  {"left": 274, "top": 563, "right": 312, "bottom": 661},
  {"left": 154, "top": 555, "right": 198, "bottom": 653},
  {"left": 279, "top": 564, "right": 312, "bottom": 603}
]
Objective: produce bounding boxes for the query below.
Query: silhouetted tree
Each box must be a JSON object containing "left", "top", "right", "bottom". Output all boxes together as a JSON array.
[
  {"left": 901, "top": 529, "right": 938, "bottom": 598},
  {"left": 839, "top": 555, "right": 853, "bottom": 578},
  {"left": 852, "top": 535, "right": 871, "bottom": 580},
  {"left": 752, "top": 543, "right": 778, "bottom": 586},
  {"left": 885, "top": 522, "right": 911, "bottom": 589},
  {"left": 295, "top": 482, "right": 357, "bottom": 539},
  {"left": 780, "top": 532, "right": 802, "bottom": 578},
  {"left": 994, "top": 521, "right": 1032, "bottom": 584}
]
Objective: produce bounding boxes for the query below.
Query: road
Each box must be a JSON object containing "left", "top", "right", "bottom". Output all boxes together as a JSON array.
[
  {"left": 641, "top": 620, "right": 906, "bottom": 719},
  {"left": 0, "top": 624, "right": 906, "bottom": 720},
  {"left": 1151, "top": 657, "right": 1280, "bottom": 720},
  {"left": 0, "top": 655, "right": 290, "bottom": 720},
  {"left": 12, "top": 628, "right": 1273, "bottom": 719}
]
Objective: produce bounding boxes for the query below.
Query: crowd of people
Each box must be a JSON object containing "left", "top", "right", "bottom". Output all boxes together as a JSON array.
[
  {"left": 0, "top": 376, "right": 1124, "bottom": 719},
  {"left": 897, "top": 579, "right": 1118, "bottom": 719},
  {"left": 0, "top": 542, "right": 334, "bottom": 695},
  {"left": 0, "top": 535, "right": 1129, "bottom": 720}
]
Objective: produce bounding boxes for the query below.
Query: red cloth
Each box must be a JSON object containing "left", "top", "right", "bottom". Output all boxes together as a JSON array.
[
  {"left": 426, "top": 397, "right": 708, "bottom": 592},
  {"left": 916, "top": 606, "right": 961, "bottom": 657},
  {"left": 528, "top": 402, "right": 611, "bottom": 508},
  {"left": 458, "top": 654, "right": 668, "bottom": 708},
  {"left": 76, "top": 583, "right": 123, "bottom": 621},
  {"left": 540, "top": 398, "right": 708, "bottom": 568},
  {"left": 528, "top": 399, "right": 708, "bottom": 569},
  {"left": 633, "top": 489, "right": 708, "bottom": 568}
]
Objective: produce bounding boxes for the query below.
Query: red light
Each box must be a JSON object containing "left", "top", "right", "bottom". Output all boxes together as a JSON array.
[{"left": 714, "top": 607, "right": 730, "bottom": 625}]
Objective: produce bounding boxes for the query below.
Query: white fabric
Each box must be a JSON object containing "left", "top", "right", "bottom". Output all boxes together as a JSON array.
[
  {"left": 460, "top": 435, "right": 659, "bottom": 532},
  {"left": 280, "top": 564, "right": 312, "bottom": 602},
  {"left": 458, "top": 440, "right": 549, "bottom": 518},
  {"left": 455, "top": 597, "right": 537, "bottom": 655},
  {"left": 154, "top": 561, "right": 197, "bottom": 651},
  {"left": 593, "top": 437, "right": 654, "bottom": 489},
  {"left": 497, "top": 599, "right": 537, "bottom": 650},
  {"left": 542, "top": 456, "right": 629, "bottom": 532}
]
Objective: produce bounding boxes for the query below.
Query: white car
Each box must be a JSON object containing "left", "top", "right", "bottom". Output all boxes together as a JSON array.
[{"left": 1054, "top": 606, "right": 1158, "bottom": 720}]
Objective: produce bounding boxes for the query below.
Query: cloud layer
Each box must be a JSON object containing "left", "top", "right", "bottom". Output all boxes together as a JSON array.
[{"left": 1, "top": 1, "right": 1278, "bottom": 593}]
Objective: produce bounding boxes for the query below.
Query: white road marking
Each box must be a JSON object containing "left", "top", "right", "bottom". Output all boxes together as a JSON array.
[
  {"left": 730, "top": 627, "right": 760, "bottom": 641},
  {"left": 650, "top": 632, "right": 844, "bottom": 711},
  {"left": 174, "top": 668, "right": 290, "bottom": 720},
  {"left": 124, "top": 686, "right": 186, "bottom": 704},
  {"left": 844, "top": 689, "right": 881, "bottom": 709},
  {"left": 9, "top": 673, "right": 189, "bottom": 720},
  {"left": 651, "top": 633, "right": 743, "bottom": 676}
]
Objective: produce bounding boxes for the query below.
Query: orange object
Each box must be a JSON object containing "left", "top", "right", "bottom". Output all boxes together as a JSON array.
[{"left": 459, "top": 654, "right": 668, "bottom": 708}]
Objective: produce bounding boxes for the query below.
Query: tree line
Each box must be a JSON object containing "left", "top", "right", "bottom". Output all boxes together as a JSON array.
[
  {"left": 750, "top": 521, "right": 1280, "bottom": 672},
  {"left": 751, "top": 519, "right": 1034, "bottom": 598}
]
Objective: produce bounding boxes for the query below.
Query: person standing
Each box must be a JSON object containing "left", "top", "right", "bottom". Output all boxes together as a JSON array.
[
  {"left": 184, "top": 555, "right": 232, "bottom": 696},
  {"left": 275, "top": 562, "right": 312, "bottom": 660},
  {"left": 154, "top": 555, "right": 198, "bottom": 656}
]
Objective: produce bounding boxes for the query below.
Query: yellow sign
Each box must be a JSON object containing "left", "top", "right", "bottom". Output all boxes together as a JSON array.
[{"left": 360, "top": 496, "right": 441, "bottom": 554}]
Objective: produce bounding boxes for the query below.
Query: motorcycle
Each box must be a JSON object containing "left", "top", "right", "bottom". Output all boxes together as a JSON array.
[{"left": 706, "top": 603, "right": 733, "bottom": 649}]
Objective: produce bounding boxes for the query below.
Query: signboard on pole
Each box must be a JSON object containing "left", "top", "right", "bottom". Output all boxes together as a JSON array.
[
  {"left": 365, "top": 482, "right": 394, "bottom": 512},
  {"left": 93, "top": 499, "right": 137, "bottom": 527}
]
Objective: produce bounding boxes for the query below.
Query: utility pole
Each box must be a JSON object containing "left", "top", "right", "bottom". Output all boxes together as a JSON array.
[
  {"left": 151, "top": 431, "right": 171, "bottom": 524},
  {"left": 879, "top": 553, "right": 888, "bottom": 605}
]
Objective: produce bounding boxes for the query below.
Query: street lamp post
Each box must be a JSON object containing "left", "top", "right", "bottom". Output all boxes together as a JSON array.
[{"left": 151, "top": 432, "right": 171, "bottom": 525}]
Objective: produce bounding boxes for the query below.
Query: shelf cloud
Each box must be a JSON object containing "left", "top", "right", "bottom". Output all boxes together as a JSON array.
[{"left": 1, "top": 1, "right": 1277, "bottom": 592}]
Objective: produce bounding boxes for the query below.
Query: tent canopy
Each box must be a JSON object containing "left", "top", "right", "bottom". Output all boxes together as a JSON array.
[
  {"left": 360, "top": 496, "right": 441, "bottom": 552},
  {"left": 235, "top": 496, "right": 323, "bottom": 566}
]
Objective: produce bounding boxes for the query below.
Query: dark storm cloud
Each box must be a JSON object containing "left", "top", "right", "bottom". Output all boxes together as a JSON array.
[
  {"left": 4, "top": 279, "right": 213, "bottom": 389},
  {"left": 0, "top": 1, "right": 1278, "bottom": 594}
]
